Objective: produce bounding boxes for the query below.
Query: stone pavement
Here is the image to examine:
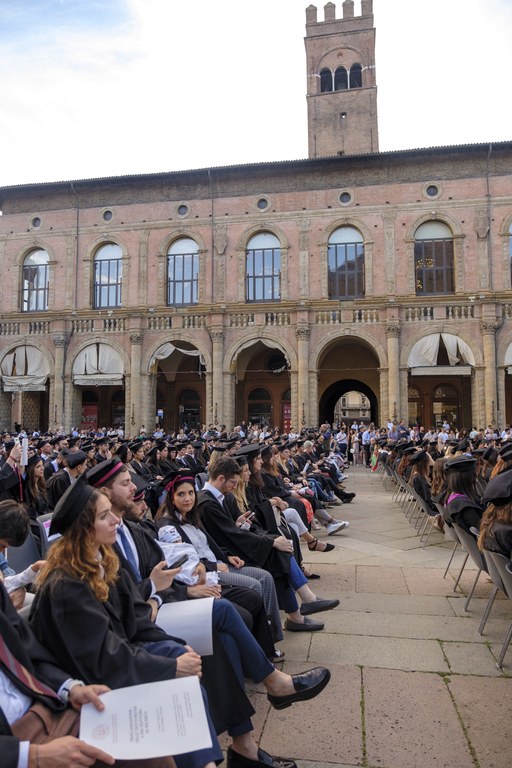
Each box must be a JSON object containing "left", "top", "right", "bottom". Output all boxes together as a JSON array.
[{"left": 231, "top": 465, "right": 512, "bottom": 768}]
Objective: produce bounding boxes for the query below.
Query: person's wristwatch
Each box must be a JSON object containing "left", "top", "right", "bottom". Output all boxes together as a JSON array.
[{"left": 60, "top": 679, "right": 85, "bottom": 703}]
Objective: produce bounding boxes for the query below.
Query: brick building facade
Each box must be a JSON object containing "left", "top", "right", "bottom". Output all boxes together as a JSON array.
[{"left": 1, "top": 2, "right": 512, "bottom": 435}]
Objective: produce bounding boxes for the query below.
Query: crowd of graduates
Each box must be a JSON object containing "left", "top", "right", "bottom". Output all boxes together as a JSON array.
[{"left": 0, "top": 421, "right": 360, "bottom": 768}]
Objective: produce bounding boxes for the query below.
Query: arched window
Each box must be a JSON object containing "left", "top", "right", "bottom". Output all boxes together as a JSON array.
[
  {"left": 334, "top": 66, "right": 348, "bottom": 91},
  {"left": 320, "top": 68, "right": 333, "bottom": 93},
  {"left": 22, "top": 249, "right": 49, "bottom": 312},
  {"left": 93, "top": 243, "right": 122, "bottom": 308},
  {"left": 349, "top": 64, "right": 363, "bottom": 88},
  {"left": 245, "top": 232, "right": 281, "bottom": 303},
  {"left": 414, "top": 221, "right": 454, "bottom": 295},
  {"left": 328, "top": 226, "right": 365, "bottom": 299},
  {"left": 167, "top": 238, "right": 199, "bottom": 305}
]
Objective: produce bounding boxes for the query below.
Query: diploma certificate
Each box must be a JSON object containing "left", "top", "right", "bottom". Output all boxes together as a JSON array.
[{"left": 80, "top": 677, "right": 212, "bottom": 759}]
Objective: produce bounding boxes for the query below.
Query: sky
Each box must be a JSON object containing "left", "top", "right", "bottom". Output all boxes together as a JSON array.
[{"left": 1, "top": 0, "right": 511, "bottom": 187}]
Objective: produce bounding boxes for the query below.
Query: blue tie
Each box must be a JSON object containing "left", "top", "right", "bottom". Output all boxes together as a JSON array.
[{"left": 117, "top": 525, "right": 142, "bottom": 582}]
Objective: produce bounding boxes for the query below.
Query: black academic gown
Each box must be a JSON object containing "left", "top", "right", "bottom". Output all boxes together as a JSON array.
[
  {"left": 0, "top": 462, "right": 25, "bottom": 502},
  {"left": 444, "top": 494, "right": 484, "bottom": 534},
  {"left": 481, "top": 522, "right": 512, "bottom": 559},
  {"left": 0, "top": 582, "right": 68, "bottom": 768},
  {"left": 29, "top": 568, "right": 183, "bottom": 687},
  {"left": 45, "top": 468, "right": 71, "bottom": 509}
]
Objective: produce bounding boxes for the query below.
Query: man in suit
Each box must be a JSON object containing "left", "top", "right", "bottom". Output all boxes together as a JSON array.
[
  {"left": 0, "top": 578, "right": 115, "bottom": 768},
  {"left": 46, "top": 450, "right": 88, "bottom": 510}
]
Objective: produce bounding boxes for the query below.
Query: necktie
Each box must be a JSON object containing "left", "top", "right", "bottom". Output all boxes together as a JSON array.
[
  {"left": 0, "top": 635, "right": 60, "bottom": 702},
  {"left": 117, "top": 525, "right": 142, "bottom": 582}
]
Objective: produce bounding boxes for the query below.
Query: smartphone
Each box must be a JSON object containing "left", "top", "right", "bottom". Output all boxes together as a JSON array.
[{"left": 165, "top": 554, "right": 189, "bottom": 570}]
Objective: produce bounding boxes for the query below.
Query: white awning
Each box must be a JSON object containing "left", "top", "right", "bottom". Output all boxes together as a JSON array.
[
  {"left": 73, "top": 374, "right": 124, "bottom": 387},
  {"left": 1, "top": 346, "right": 50, "bottom": 392},
  {"left": 2, "top": 375, "right": 48, "bottom": 392},
  {"left": 73, "top": 343, "right": 124, "bottom": 385},
  {"left": 411, "top": 366, "right": 472, "bottom": 377}
]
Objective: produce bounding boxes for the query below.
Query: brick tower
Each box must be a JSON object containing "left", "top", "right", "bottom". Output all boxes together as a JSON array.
[{"left": 305, "top": 1, "right": 379, "bottom": 157}]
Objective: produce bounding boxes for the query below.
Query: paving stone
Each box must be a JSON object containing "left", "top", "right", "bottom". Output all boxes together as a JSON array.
[
  {"left": 402, "top": 567, "right": 460, "bottom": 596},
  {"left": 448, "top": 676, "right": 512, "bottom": 768},
  {"left": 441, "top": 640, "right": 504, "bottom": 676},
  {"left": 322, "top": 609, "right": 493, "bottom": 643},
  {"left": 259, "top": 664, "right": 362, "bottom": 765},
  {"left": 338, "top": 591, "right": 456, "bottom": 616},
  {"left": 355, "top": 565, "right": 409, "bottom": 594},
  {"left": 310, "top": 633, "right": 449, "bottom": 673},
  {"left": 364, "top": 668, "right": 473, "bottom": 768}
]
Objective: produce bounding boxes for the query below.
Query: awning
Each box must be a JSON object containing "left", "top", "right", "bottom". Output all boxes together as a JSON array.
[
  {"left": 410, "top": 366, "right": 472, "bottom": 377},
  {"left": 73, "top": 374, "right": 124, "bottom": 387},
  {"left": 2, "top": 375, "right": 48, "bottom": 392}
]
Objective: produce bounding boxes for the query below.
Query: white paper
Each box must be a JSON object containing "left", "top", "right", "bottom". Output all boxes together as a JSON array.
[
  {"left": 156, "top": 597, "right": 214, "bottom": 656},
  {"left": 80, "top": 677, "right": 212, "bottom": 760},
  {"left": 21, "top": 438, "right": 29, "bottom": 467}
]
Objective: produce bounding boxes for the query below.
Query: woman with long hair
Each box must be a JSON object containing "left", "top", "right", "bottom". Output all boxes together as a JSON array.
[
  {"left": 444, "top": 456, "right": 484, "bottom": 533},
  {"left": 24, "top": 454, "right": 49, "bottom": 519},
  {"left": 31, "top": 479, "right": 330, "bottom": 768},
  {"left": 155, "top": 470, "right": 282, "bottom": 658},
  {"left": 477, "top": 473, "right": 512, "bottom": 558},
  {"left": 408, "top": 450, "right": 444, "bottom": 532}
]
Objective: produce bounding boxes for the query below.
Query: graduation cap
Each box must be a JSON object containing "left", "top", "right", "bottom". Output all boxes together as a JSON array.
[
  {"left": 81, "top": 443, "right": 95, "bottom": 453},
  {"left": 483, "top": 447, "right": 498, "bottom": 462},
  {"left": 62, "top": 450, "right": 88, "bottom": 468},
  {"left": 27, "top": 453, "right": 44, "bottom": 468},
  {"left": 409, "top": 450, "right": 428, "bottom": 465},
  {"left": 132, "top": 474, "right": 150, "bottom": 502},
  {"left": 49, "top": 474, "right": 96, "bottom": 536},
  {"left": 481, "top": 470, "right": 512, "bottom": 507},
  {"left": 161, "top": 468, "right": 196, "bottom": 494},
  {"left": 498, "top": 442, "right": 512, "bottom": 461},
  {"left": 445, "top": 456, "right": 477, "bottom": 473},
  {"left": 234, "top": 443, "right": 261, "bottom": 458},
  {"left": 87, "top": 458, "right": 127, "bottom": 487},
  {"left": 128, "top": 440, "right": 144, "bottom": 451},
  {"left": 94, "top": 436, "right": 109, "bottom": 447}
]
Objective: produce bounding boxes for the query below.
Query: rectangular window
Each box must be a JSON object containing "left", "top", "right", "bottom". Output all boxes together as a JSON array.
[
  {"left": 246, "top": 247, "right": 281, "bottom": 302},
  {"left": 328, "top": 243, "right": 365, "bottom": 299},
  {"left": 22, "top": 265, "right": 49, "bottom": 311},
  {"left": 414, "top": 239, "right": 454, "bottom": 295},
  {"left": 93, "top": 259, "right": 122, "bottom": 308},
  {"left": 167, "top": 253, "right": 199, "bottom": 305}
]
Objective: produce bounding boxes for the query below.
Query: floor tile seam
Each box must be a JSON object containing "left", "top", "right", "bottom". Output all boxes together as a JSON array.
[
  {"left": 442, "top": 672, "right": 482, "bottom": 768},
  {"left": 316, "top": 628, "right": 498, "bottom": 643}
]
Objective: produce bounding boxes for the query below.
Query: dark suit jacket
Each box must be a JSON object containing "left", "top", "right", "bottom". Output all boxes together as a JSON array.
[{"left": 0, "top": 582, "right": 68, "bottom": 767}]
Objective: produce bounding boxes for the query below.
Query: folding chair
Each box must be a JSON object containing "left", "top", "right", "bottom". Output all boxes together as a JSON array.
[
  {"left": 479, "top": 545, "right": 506, "bottom": 635},
  {"left": 480, "top": 552, "right": 512, "bottom": 669},
  {"left": 6, "top": 532, "right": 41, "bottom": 573},
  {"left": 451, "top": 522, "right": 487, "bottom": 611},
  {"left": 35, "top": 512, "right": 58, "bottom": 556}
]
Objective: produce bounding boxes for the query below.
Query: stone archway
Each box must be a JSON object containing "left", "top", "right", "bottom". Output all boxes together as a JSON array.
[{"left": 319, "top": 379, "right": 379, "bottom": 426}]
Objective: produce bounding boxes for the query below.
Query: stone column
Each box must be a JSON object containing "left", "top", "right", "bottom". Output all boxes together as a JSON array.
[
  {"left": 481, "top": 323, "right": 498, "bottom": 427},
  {"left": 129, "top": 332, "right": 143, "bottom": 433},
  {"left": 211, "top": 330, "right": 224, "bottom": 426},
  {"left": 296, "top": 325, "right": 310, "bottom": 429},
  {"left": 223, "top": 371, "right": 235, "bottom": 430},
  {"left": 52, "top": 335, "right": 67, "bottom": 430},
  {"left": 497, "top": 367, "right": 506, "bottom": 429},
  {"left": 386, "top": 324, "right": 400, "bottom": 424}
]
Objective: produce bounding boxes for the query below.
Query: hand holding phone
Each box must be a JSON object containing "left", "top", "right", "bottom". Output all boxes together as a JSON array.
[{"left": 165, "top": 554, "right": 189, "bottom": 570}]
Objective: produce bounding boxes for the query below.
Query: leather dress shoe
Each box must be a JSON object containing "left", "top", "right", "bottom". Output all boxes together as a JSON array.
[
  {"left": 300, "top": 597, "right": 340, "bottom": 615},
  {"left": 267, "top": 666, "right": 331, "bottom": 710},
  {"left": 284, "top": 616, "right": 324, "bottom": 632},
  {"left": 227, "top": 746, "right": 297, "bottom": 768}
]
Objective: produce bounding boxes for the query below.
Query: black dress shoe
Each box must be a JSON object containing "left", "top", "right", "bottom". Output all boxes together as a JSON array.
[
  {"left": 227, "top": 746, "right": 297, "bottom": 768},
  {"left": 300, "top": 597, "right": 340, "bottom": 615},
  {"left": 267, "top": 666, "right": 331, "bottom": 710},
  {"left": 284, "top": 616, "right": 324, "bottom": 632}
]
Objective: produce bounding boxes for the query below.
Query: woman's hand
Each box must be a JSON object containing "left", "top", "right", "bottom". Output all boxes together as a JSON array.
[
  {"left": 272, "top": 536, "right": 293, "bottom": 553},
  {"left": 216, "top": 562, "right": 229, "bottom": 573},
  {"left": 193, "top": 562, "right": 206, "bottom": 584},
  {"left": 150, "top": 562, "right": 181, "bottom": 592}
]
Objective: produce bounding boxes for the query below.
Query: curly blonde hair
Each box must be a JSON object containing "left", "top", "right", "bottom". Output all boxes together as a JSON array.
[{"left": 37, "top": 489, "right": 119, "bottom": 602}]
